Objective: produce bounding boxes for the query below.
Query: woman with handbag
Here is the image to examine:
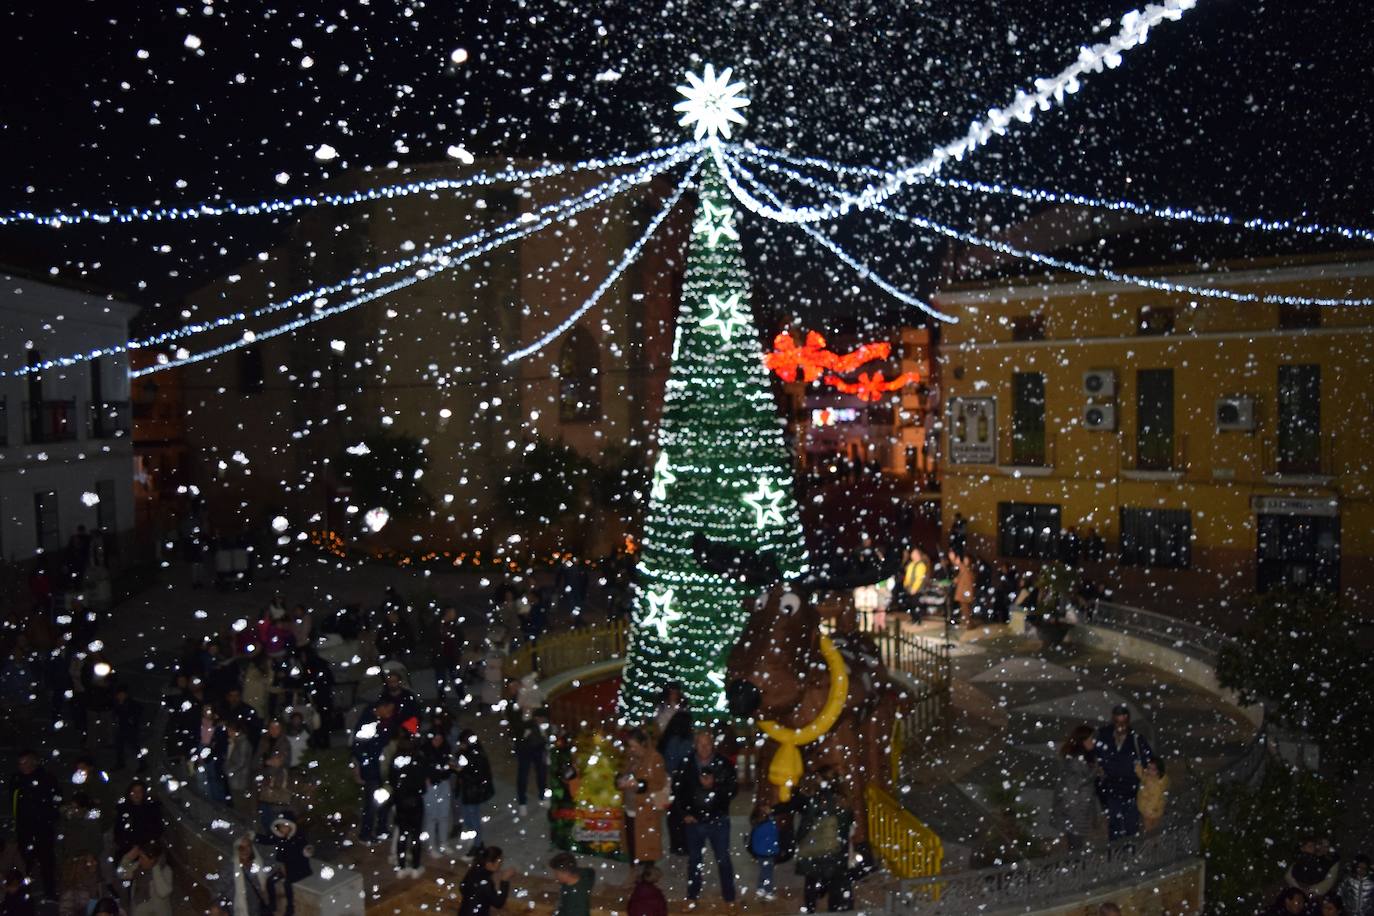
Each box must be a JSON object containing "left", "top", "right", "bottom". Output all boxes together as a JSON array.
[{"left": 618, "top": 728, "right": 668, "bottom": 866}]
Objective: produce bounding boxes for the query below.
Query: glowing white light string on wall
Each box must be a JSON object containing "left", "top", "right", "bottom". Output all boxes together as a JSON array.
[
  {"left": 711, "top": 0, "right": 1201, "bottom": 226},
  {"left": 132, "top": 153, "right": 700, "bottom": 378},
  {"left": 735, "top": 143, "right": 1374, "bottom": 246},
  {"left": 503, "top": 157, "right": 705, "bottom": 363},
  {"left": 716, "top": 155, "right": 957, "bottom": 323},
  {"left": 7, "top": 149, "right": 694, "bottom": 378},
  {"left": 726, "top": 152, "right": 1374, "bottom": 308},
  {"left": 0, "top": 142, "right": 699, "bottom": 228}
]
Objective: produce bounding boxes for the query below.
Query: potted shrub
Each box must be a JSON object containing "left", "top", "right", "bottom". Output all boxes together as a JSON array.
[{"left": 1027, "top": 561, "right": 1081, "bottom": 648}]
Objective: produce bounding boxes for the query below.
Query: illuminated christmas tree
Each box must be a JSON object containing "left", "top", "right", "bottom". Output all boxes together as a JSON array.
[{"left": 618, "top": 159, "right": 808, "bottom": 722}]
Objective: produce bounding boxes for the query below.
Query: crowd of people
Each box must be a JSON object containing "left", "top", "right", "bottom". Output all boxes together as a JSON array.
[{"left": 1266, "top": 840, "right": 1374, "bottom": 916}]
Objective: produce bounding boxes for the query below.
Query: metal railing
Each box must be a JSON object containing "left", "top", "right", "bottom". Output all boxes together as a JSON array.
[
  {"left": 890, "top": 819, "right": 1202, "bottom": 914},
  {"left": 88, "top": 400, "right": 132, "bottom": 438},
  {"left": 24, "top": 398, "right": 79, "bottom": 443},
  {"left": 1091, "top": 600, "right": 1230, "bottom": 664},
  {"left": 503, "top": 619, "right": 628, "bottom": 681},
  {"left": 867, "top": 783, "right": 944, "bottom": 882}
]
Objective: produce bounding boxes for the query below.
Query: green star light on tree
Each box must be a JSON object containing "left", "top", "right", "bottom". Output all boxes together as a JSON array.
[{"left": 618, "top": 154, "right": 808, "bottom": 722}]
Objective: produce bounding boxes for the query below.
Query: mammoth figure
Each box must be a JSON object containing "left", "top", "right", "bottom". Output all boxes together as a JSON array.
[{"left": 695, "top": 536, "right": 899, "bottom": 849}]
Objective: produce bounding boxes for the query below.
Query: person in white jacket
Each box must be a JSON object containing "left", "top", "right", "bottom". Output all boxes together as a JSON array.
[
  {"left": 221, "top": 833, "right": 273, "bottom": 916},
  {"left": 119, "top": 839, "right": 174, "bottom": 916}
]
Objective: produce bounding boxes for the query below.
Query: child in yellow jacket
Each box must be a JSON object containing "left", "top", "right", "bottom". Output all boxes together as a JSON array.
[{"left": 1137, "top": 759, "right": 1169, "bottom": 832}]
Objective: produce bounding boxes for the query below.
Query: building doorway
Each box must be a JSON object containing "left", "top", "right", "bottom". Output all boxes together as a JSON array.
[{"left": 1256, "top": 512, "right": 1340, "bottom": 594}]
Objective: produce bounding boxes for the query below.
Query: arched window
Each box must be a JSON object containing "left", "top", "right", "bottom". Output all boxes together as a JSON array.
[{"left": 558, "top": 327, "right": 601, "bottom": 423}]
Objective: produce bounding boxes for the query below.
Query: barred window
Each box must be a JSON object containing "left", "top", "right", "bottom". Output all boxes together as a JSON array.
[
  {"left": 998, "top": 501, "right": 1061, "bottom": 559},
  {"left": 1119, "top": 507, "right": 1191, "bottom": 569}
]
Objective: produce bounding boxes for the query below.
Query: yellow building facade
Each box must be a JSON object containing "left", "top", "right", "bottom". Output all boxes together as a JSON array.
[{"left": 932, "top": 253, "right": 1374, "bottom": 617}]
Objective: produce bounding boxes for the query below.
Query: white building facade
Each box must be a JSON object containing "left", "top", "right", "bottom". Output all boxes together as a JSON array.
[{"left": 0, "top": 273, "right": 138, "bottom": 566}]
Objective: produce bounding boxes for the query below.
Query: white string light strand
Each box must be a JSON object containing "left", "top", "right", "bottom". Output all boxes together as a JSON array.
[
  {"left": 735, "top": 143, "right": 1374, "bottom": 246},
  {"left": 0, "top": 143, "right": 699, "bottom": 228},
  {"left": 503, "top": 157, "right": 704, "bottom": 364},
  {"left": 131, "top": 154, "right": 698, "bottom": 378},
  {"left": 712, "top": 0, "right": 1201, "bottom": 226},
  {"left": 5, "top": 150, "right": 694, "bottom": 378},
  {"left": 716, "top": 155, "right": 957, "bottom": 323},
  {"left": 730, "top": 153, "right": 1374, "bottom": 308}
]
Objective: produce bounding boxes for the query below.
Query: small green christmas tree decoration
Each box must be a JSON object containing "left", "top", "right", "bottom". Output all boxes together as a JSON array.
[{"left": 617, "top": 159, "right": 808, "bottom": 722}]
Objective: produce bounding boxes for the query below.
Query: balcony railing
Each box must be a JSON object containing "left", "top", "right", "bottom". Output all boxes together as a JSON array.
[
  {"left": 88, "top": 400, "right": 132, "bottom": 439},
  {"left": 24, "top": 399, "right": 79, "bottom": 444}
]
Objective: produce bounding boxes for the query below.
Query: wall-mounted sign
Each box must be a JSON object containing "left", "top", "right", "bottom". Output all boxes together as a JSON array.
[
  {"left": 1252, "top": 496, "right": 1339, "bottom": 517},
  {"left": 948, "top": 397, "right": 996, "bottom": 465}
]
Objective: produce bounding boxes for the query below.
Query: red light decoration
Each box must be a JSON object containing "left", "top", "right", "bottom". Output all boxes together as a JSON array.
[
  {"left": 765, "top": 331, "right": 919, "bottom": 402},
  {"left": 823, "top": 370, "right": 923, "bottom": 402}
]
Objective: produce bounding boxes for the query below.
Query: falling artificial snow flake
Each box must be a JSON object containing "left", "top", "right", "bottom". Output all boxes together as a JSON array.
[
  {"left": 446, "top": 145, "right": 476, "bottom": 165},
  {"left": 183, "top": 34, "right": 202, "bottom": 50},
  {"left": 363, "top": 507, "right": 390, "bottom": 532},
  {"left": 271, "top": 516, "right": 289, "bottom": 533},
  {"left": 449, "top": 48, "right": 468, "bottom": 65},
  {"left": 594, "top": 69, "right": 622, "bottom": 83},
  {"left": 80, "top": 491, "right": 100, "bottom": 507},
  {"left": 314, "top": 144, "right": 338, "bottom": 162}
]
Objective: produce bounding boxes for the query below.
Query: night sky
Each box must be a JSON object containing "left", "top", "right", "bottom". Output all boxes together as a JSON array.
[{"left": 2, "top": 0, "right": 1371, "bottom": 334}]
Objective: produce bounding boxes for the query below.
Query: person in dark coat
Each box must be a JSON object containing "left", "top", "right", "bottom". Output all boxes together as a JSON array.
[
  {"left": 455, "top": 730, "right": 496, "bottom": 856},
  {"left": 792, "top": 770, "right": 854, "bottom": 913},
  {"left": 1094, "top": 705, "right": 1154, "bottom": 840},
  {"left": 351, "top": 699, "right": 396, "bottom": 843},
  {"left": 658, "top": 709, "right": 694, "bottom": 855},
  {"left": 458, "top": 846, "right": 514, "bottom": 916},
  {"left": 9, "top": 751, "right": 61, "bottom": 901},
  {"left": 114, "top": 780, "right": 165, "bottom": 859},
  {"left": 673, "top": 730, "right": 738, "bottom": 905},
  {"left": 110, "top": 685, "right": 144, "bottom": 771},
  {"left": 514, "top": 708, "right": 550, "bottom": 817},
  {"left": 255, "top": 812, "right": 312, "bottom": 916},
  {"left": 389, "top": 737, "right": 429, "bottom": 877}
]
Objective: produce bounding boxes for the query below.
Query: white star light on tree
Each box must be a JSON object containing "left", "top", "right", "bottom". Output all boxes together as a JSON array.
[
  {"left": 641, "top": 587, "right": 680, "bottom": 640},
  {"left": 700, "top": 292, "right": 748, "bottom": 342},
  {"left": 650, "top": 451, "right": 677, "bottom": 500},
  {"left": 707, "top": 670, "right": 729, "bottom": 711},
  {"left": 742, "top": 477, "right": 788, "bottom": 529},
  {"left": 694, "top": 200, "right": 739, "bottom": 248},
  {"left": 674, "top": 64, "right": 750, "bottom": 141}
]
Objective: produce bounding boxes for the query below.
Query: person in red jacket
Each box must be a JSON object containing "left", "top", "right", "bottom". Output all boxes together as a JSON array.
[{"left": 627, "top": 864, "right": 667, "bottom": 916}]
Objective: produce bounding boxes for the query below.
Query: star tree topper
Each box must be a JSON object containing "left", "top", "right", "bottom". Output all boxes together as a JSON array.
[
  {"left": 674, "top": 64, "right": 750, "bottom": 141},
  {"left": 700, "top": 292, "right": 749, "bottom": 342},
  {"left": 742, "top": 476, "right": 788, "bottom": 529}
]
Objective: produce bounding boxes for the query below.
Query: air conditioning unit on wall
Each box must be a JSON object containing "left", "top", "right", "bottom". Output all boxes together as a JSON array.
[
  {"left": 1083, "top": 403, "right": 1117, "bottom": 431},
  {"left": 1083, "top": 369, "right": 1117, "bottom": 398},
  {"left": 1216, "top": 396, "right": 1257, "bottom": 432}
]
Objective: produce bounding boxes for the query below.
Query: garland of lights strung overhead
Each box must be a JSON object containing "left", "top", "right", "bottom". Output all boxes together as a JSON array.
[{"left": 6, "top": 0, "right": 1374, "bottom": 382}]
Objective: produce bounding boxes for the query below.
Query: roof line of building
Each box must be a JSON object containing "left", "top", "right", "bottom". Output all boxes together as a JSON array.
[
  {"left": 946, "top": 322, "right": 1373, "bottom": 353},
  {"left": 933, "top": 252, "right": 1374, "bottom": 305}
]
